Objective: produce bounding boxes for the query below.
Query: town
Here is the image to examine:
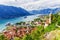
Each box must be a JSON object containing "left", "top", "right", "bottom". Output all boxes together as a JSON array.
[{"left": 0, "top": 12, "right": 60, "bottom": 40}]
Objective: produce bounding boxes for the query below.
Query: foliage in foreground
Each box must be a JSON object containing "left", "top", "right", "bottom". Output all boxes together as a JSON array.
[{"left": 0, "top": 34, "right": 8, "bottom": 40}]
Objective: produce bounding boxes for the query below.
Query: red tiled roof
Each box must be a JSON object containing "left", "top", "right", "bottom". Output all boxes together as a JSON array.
[{"left": 3, "top": 27, "right": 36, "bottom": 39}]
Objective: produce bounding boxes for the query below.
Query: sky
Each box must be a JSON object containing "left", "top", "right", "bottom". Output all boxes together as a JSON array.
[{"left": 0, "top": 0, "right": 60, "bottom": 10}]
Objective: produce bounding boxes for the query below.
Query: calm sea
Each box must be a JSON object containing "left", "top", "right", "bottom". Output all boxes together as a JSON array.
[{"left": 0, "top": 14, "right": 41, "bottom": 32}]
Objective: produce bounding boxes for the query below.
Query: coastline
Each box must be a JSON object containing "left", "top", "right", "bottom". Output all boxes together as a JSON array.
[{"left": 0, "top": 14, "right": 42, "bottom": 32}]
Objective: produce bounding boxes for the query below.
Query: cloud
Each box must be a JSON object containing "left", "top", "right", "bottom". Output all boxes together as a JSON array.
[{"left": 0, "top": 0, "right": 60, "bottom": 10}]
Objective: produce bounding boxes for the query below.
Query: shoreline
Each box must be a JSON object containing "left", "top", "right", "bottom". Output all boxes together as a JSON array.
[
  {"left": 0, "top": 14, "right": 42, "bottom": 32},
  {"left": 0, "top": 13, "right": 51, "bottom": 32}
]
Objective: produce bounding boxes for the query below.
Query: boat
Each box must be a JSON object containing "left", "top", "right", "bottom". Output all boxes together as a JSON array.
[{"left": 24, "top": 16, "right": 27, "bottom": 18}]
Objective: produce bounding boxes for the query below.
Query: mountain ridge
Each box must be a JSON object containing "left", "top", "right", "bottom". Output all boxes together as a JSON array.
[
  {"left": 0, "top": 5, "right": 31, "bottom": 19},
  {"left": 30, "top": 8, "right": 60, "bottom": 14},
  {"left": 0, "top": 5, "right": 60, "bottom": 19}
]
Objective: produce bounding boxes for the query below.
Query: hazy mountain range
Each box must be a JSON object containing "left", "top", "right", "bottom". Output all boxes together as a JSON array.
[
  {"left": 0, "top": 5, "right": 60, "bottom": 19},
  {"left": 30, "top": 8, "right": 60, "bottom": 14}
]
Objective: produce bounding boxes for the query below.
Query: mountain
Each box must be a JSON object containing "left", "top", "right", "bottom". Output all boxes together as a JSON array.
[
  {"left": 0, "top": 5, "right": 59, "bottom": 19},
  {"left": 30, "top": 8, "right": 60, "bottom": 14},
  {"left": 0, "top": 5, "right": 31, "bottom": 19}
]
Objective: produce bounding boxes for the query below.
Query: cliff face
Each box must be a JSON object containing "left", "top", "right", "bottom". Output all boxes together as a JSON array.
[{"left": 0, "top": 5, "right": 31, "bottom": 19}]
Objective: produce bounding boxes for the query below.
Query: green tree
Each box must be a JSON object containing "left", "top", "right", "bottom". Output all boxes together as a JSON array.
[
  {"left": 31, "top": 26, "right": 44, "bottom": 40},
  {"left": 0, "top": 34, "right": 8, "bottom": 40},
  {"left": 14, "top": 37, "right": 21, "bottom": 40},
  {"left": 22, "top": 34, "right": 33, "bottom": 40},
  {"left": 51, "top": 14, "right": 58, "bottom": 23},
  {"left": 44, "top": 23, "right": 57, "bottom": 33}
]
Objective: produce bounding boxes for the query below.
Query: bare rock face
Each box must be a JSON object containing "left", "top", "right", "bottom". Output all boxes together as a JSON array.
[{"left": 45, "top": 30, "right": 60, "bottom": 40}]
